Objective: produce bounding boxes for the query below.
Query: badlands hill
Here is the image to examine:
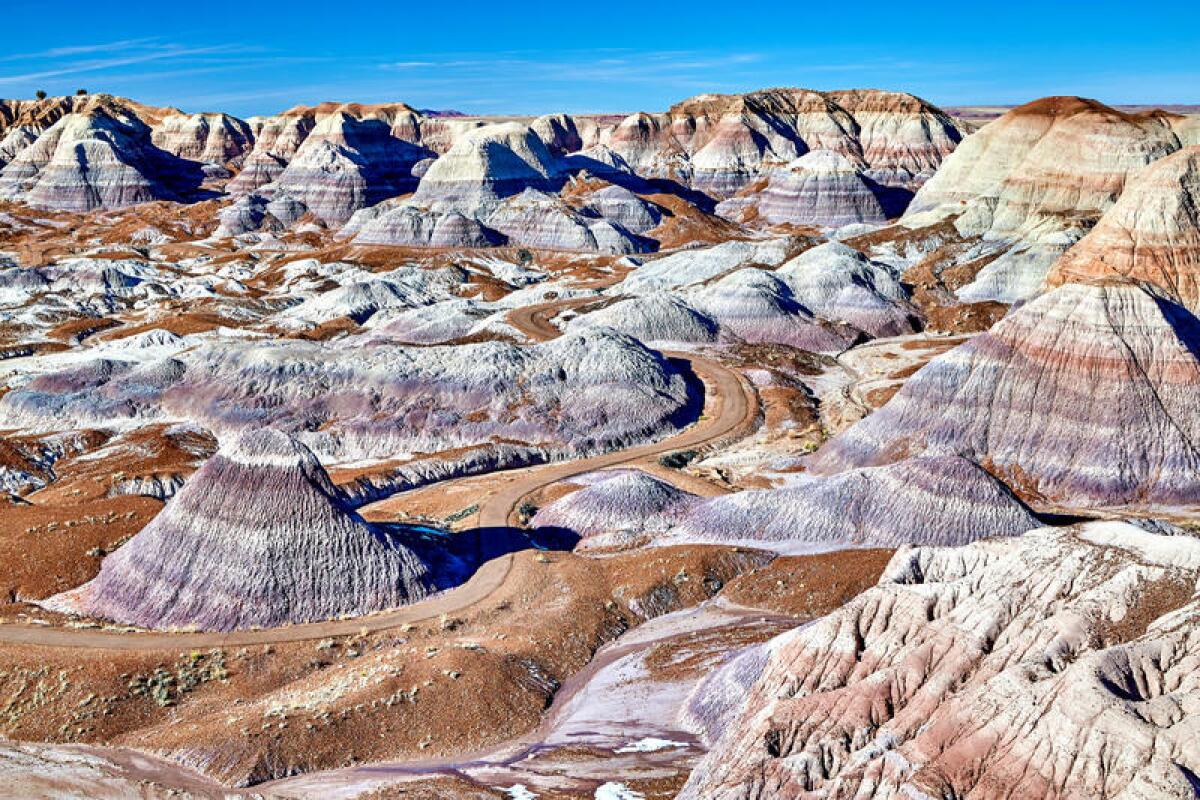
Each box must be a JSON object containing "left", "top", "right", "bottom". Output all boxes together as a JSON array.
[
  {"left": 681, "top": 522, "right": 1200, "bottom": 799},
  {"left": 1047, "top": 146, "right": 1200, "bottom": 311},
  {"left": 0, "top": 319, "right": 696, "bottom": 462},
  {"left": 45, "top": 429, "right": 433, "bottom": 631},
  {"left": 881, "top": 96, "right": 1199, "bottom": 305},
  {"left": 4, "top": 85, "right": 1200, "bottom": 798},
  {"left": 807, "top": 281, "right": 1200, "bottom": 511},
  {"left": 618, "top": 87, "right": 964, "bottom": 198},
  {"left": 535, "top": 456, "right": 1039, "bottom": 553},
  {"left": 0, "top": 94, "right": 212, "bottom": 211},
  {"left": 0, "top": 87, "right": 967, "bottom": 251}
]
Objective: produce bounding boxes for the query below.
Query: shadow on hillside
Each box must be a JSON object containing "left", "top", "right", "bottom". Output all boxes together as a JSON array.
[
  {"left": 663, "top": 354, "right": 710, "bottom": 430},
  {"left": 385, "top": 523, "right": 580, "bottom": 592},
  {"left": 862, "top": 176, "right": 913, "bottom": 219}
]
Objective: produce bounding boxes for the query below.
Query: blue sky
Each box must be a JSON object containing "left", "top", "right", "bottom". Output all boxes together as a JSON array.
[{"left": 3, "top": 1, "right": 1197, "bottom": 116}]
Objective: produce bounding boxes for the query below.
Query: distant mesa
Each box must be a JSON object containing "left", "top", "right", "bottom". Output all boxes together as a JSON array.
[{"left": 44, "top": 429, "right": 434, "bottom": 632}]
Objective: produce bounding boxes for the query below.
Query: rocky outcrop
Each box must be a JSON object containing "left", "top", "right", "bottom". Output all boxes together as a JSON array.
[
  {"left": 617, "top": 236, "right": 803, "bottom": 295},
  {"left": 151, "top": 112, "right": 254, "bottom": 167},
  {"left": 245, "top": 107, "right": 317, "bottom": 160},
  {"left": 569, "top": 292, "right": 722, "bottom": 343},
  {"left": 215, "top": 193, "right": 281, "bottom": 238},
  {"left": 534, "top": 456, "right": 1038, "bottom": 554},
  {"left": 576, "top": 261, "right": 861, "bottom": 350},
  {"left": 808, "top": 281, "right": 1200, "bottom": 511},
  {"left": 485, "top": 189, "right": 648, "bottom": 254},
  {"left": 44, "top": 429, "right": 433, "bottom": 631},
  {"left": 531, "top": 469, "right": 696, "bottom": 548},
  {"left": 0, "top": 328, "right": 695, "bottom": 461},
  {"left": 604, "top": 88, "right": 961, "bottom": 200},
  {"left": 276, "top": 267, "right": 463, "bottom": 327},
  {"left": 409, "top": 122, "right": 563, "bottom": 215},
  {"left": 531, "top": 113, "right": 583, "bottom": 156},
  {"left": 691, "top": 268, "right": 860, "bottom": 351},
  {"left": 680, "top": 522, "right": 1200, "bottom": 799},
  {"left": 224, "top": 150, "right": 288, "bottom": 195},
  {"left": 365, "top": 299, "right": 497, "bottom": 344},
  {"left": 1047, "top": 146, "right": 1200, "bottom": 311},
  {"left": 224, "top": 108, "right": 316, "bottom": 195},
  {"left": 348, "top": 203, "right": 503, "bottom": 248},
  {"left": 0, "top": 126, "right": 38, "bottom": 167},
  {"left": 576, "top": 184, "right": 662, "bottom": 234}
]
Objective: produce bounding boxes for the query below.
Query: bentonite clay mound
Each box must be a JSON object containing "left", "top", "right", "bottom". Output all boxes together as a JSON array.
[
  {"left": 607, "top": 87, "right": 962, "bottom": 199},
  {"left": 0, "top": 327, "right": 695, "bottom": 462},
  {"left": 679, "top": 521, "right": 1200, "bottom": 799},
  {"left": 531, "top": 457, "right": 1038, "bottom": 554},
  {"left": 44, "top": 429, "right": 433, "bottom": 631},
  {"left": 807, "top": 281, "right": 1200, "bottom": 511},
  {"left": 660, "top": 455, "right": 1040, "bottom": 552},
  {"left": 718, "top": 149, "right": 890, "bottom": 228},
  {"left": 899, "top": 96, "right": 1196, "bottom": 304},
  {"left": 1047, "top": 146, "right": 1200, "bottom": 312}
]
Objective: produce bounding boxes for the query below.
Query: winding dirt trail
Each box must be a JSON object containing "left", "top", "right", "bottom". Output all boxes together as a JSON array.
[{"left": 0, "top": 300, "right": 756, "bottom": 651}]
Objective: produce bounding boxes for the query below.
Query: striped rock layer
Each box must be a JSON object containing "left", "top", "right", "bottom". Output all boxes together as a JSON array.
[
  {"left": 776, "top": 241, "right": 920, "bottom": 337},
  {"left": 0, "top": 89, "right": 964, "bottom": 250},
  {"left": 150, "top": 112, "right": 254, "bottom": 166},
  {"left": 0, "top": 327, "right": 694, "bottom": 462},
  {"left": 530, "top": 469, "right": 696, "bottom": 549},
  {"left": 686, "top": 268, "right": 862, "bottom": 352},
  {"left": 269, "top": 108, "right": 431, "bottom": 224},
  {"left": 719, "top": 150, "right": 890, "bottom": 228},
  {"left": 44, "top": 429, "right": 433, "bottom": 631},
  {"left": 605, "top": 88, "right": 962, "bottom": 199},
  {"left": 408, "top": 122, "right": 563, "bottom": 215},
  {"left": 807, "top": 281, "right": 1200, "bottom": 511},
  {"left": 680, "top": 522, "right": 1200, "bottom": 799},
  {"left": 568, "top": 292, "right": 723, "bottom": 344},
  {"left": 0, "top": 99, "right": 184, "bottom": 211},
  {"left": 903, "top": 96, "right": 1197, "bottom": 303},
  {"left": 1047, "top": 146, "right": 1200, "bottom": 312},
  {"left": 530, "top": 457, "right": 1037, "bottom": 554},
  {"left": 577, "top": 264, "right": 861, "bottom": 351},
  {"left": 660, "top": 455, "right": 1039, "bottom": 553}
]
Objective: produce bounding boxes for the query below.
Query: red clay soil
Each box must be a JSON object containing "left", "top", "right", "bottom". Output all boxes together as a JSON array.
[
  {"left": 0, "top": 425, "right": 215, "bottom": 605},
  {"left": 0, "top": 546, "right": 767, "bottom": 787},
  {"left": 720, "top": 548, "right": 894, "bottom": 617},
  {"left": 923, "top": 300, "right": 1009, "bottom": 333},
  {"left": 644, "top": 193, "right": 747, "bottom": 249}
]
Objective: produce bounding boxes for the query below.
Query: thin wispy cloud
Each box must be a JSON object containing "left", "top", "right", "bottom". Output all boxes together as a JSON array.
[
  {"left": 380, "top": 50, "right": 761, "bottom": 70},
  {"left": 1, "top": 38, "right": 165, "bottom": 63},
  {"left": 44, "top": 38, "right": 161, "bottom": 58},
  {"left": 377, "top": 50, "right": 767, "bottom": 86},
  {"left": 0, "top": 44, "right": 257, "bottom": 85}
]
